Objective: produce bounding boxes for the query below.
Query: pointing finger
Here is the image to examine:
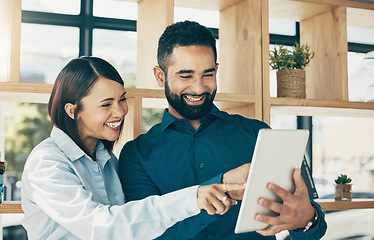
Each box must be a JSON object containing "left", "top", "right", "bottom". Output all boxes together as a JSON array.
[{"left": 222, "top": 183, "right": 246, "bottom": 192}]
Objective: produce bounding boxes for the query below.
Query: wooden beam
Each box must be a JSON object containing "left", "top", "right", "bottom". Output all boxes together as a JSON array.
[
  {"left": 317, "top": 199, "right": 374, "bottom": 211},
  {"left": 262, "top": 0, "right": 271, "bottom": 125},
  {"left": 3, "top": 199, "right": 374, "bottom": 214},
  {"left": 136, "top": 0, "right": 174, "bottom": 89},
  {"left": 347, "top": 7, "right": 374, "bottom": 28},
  {"left": 219, "top": 0, "right": 262, "bottom": 119},
  {"left": 0, "top": 202, "right": 23, "bottom": 214},
  {"left": 301, "top": 6, "right": 348, "bottom": 101},
  {"left": 0, "top": 83, "right": 53, "bottom": 94},
  {"left": 113, "top": 97, "right": 143, "bottom": 157},
  {"left": 0, "top": 0, "right": 21, "bottom": 83},
  {"left": 269, "top": 0, "right": 374, "bottom": 21},
  {"left": 174, "top": 0, "right": 245, "bottom": 11}
]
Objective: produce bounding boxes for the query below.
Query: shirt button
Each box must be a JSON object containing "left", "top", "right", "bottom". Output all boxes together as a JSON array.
[
  {"left": 211, "top": 232, "right": 216, "bottom": 237},
  {"left": 200, "top": 224, "right": 205, "bottom": 227},
  {"left": 180, "top": 121, "right": 184, "bottom": 125},
  {"left": 199, "top": 163, "right": 204, "bottom": 169},
  {"left": 194, "top": 133, "right": 199, "bottom": 138}
]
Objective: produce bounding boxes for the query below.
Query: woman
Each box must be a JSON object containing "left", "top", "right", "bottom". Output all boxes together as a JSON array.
[{"left": 21, "top": 57, "right": 242, "bottom": 240}]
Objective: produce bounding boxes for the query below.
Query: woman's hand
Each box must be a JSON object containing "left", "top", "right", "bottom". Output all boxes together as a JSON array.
[
  {"left": 197, "top": 183, "right": 245, "bottom": 215},
  {"left": 221, "top": 163, "right": 251, "bottom": 200}
]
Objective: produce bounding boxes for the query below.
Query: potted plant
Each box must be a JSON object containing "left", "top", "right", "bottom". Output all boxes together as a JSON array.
[
  {"left": 269, "top": 42, "right": 315, "bottom": 98},
  {"left": 334, "top": 174, "right": 352, "bottom": 201}
]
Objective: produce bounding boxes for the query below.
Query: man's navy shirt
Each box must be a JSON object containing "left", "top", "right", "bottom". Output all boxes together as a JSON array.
[{"left": 119, "top": 104, "right": 327, "bottom": 240}]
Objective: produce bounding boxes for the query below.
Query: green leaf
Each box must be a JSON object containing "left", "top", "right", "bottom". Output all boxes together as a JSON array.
[
  {"left": 335, "top": 174, "right": 352, "bottom": 184},
  {"left": 269, "top": 42, "right": 315, "bottom": 70}
]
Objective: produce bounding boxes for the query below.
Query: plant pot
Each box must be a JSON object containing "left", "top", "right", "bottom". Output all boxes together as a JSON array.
[
  {"left": 334, "top": 184, "right": 352, "bottom": 201},
  {"left": 276, "top": 69, "right": 306, "bottom": 98}
]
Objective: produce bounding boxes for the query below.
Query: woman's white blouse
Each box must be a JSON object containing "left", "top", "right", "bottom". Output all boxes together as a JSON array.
[{"left": 21, "top": 126, "right": 200, "bottom": 240}]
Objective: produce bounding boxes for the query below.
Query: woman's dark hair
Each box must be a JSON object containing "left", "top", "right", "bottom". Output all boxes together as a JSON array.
[
  {"left": 157, "top": 20, "right": 217, "bottom": 73},
  {"left": 48, "top": 56, "right": 124, "bottom": 156}
]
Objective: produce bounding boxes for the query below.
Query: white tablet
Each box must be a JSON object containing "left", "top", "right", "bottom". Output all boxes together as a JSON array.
[{"left": 235, "top": 129, "right": 309, "bottom": 234}]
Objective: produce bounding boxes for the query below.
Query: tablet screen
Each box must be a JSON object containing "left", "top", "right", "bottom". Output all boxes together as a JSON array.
[{"left": 235, "top": 129, "right": 309, "bottom": 234}]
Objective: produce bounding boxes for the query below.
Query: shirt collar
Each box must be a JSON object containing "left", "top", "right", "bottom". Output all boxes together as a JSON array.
[
  {"left": 160, "top": 104, "right": 224, "bottom": 131},
  {"left": 50, "top": 126, "right": 111, "bottom": 163},
  {"left": 95, "top": 141, "right": 112, "bottom": 168}
]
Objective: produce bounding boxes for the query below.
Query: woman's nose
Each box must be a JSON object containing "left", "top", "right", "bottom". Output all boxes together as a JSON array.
[{"left": 113, "top": 102, "right": 128, "bottom": 118}]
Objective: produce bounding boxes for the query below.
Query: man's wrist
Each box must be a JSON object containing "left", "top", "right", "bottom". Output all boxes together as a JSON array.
[{"left": 298, "top": 208, "right": 319, "bottom": 232}]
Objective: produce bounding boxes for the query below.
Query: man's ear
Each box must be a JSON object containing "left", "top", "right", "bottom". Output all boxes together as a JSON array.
[
  {"left": 64, "top": 103, "right": 77, "bottom": 120},
  {"left": 154, "top": 66, "right": 165, "bottom": 88}
]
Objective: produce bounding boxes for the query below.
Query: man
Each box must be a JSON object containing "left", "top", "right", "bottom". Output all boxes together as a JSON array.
[{"left": 119, "top": 21, "right": 327, "bottom": 239}]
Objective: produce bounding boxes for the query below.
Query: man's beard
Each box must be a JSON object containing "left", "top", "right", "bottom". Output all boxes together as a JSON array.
[{"left": 165, "top": 80, "right": 216, "bottom": 120}]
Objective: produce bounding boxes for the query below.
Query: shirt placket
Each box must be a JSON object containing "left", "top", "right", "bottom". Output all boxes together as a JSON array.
[{"left": 90, "top": 159, "right": 110, "bottom": 204}]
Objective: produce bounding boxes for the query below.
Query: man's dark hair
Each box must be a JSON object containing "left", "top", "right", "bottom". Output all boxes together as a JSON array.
[{"left": 157, "top": 20, "right": 217, "bottom": 72}]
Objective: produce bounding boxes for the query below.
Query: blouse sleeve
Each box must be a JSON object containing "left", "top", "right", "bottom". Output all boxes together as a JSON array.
[{"left": 21, "top": 146, "right": 200, "bottom": 240}]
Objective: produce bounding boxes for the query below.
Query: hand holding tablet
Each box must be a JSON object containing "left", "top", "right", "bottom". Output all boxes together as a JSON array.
[{"left": 235, "top": 129, "right": 313, "bottom": 234}]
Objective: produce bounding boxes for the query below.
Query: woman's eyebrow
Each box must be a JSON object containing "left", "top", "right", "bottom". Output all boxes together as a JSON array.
[{"left": 99, "top": 92, "right": 126, "bottom": 103}]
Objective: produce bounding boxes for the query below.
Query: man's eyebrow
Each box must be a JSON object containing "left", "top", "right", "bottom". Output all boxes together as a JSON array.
[
  {"left": 204, "top": 68, "right": 216, "bottom": 73},
  {"left": 176, "top": 70, "right": 194, "bottom": 74},
  {"left": 176, "top": 68, "right": 216, "bottom": 75}
]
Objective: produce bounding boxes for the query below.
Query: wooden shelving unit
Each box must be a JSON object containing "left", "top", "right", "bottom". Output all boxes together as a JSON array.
[
  {"left": 0, "top": 202, "right": 23, "bottom": 214},
  {"left": 317, "top": 199, "right": 374, "bottom": 211},
  {"left": 2, "top": 198, "right": 374, "bottom": 214},
  {"left": 263, "top": 0, "right": 374, "bottom": 213},
  {"left": 1, "top": 0, "right": 374, "bottom": 214},
  {"left": 263, "top": 0, "right": 374, "bottom": 122}
]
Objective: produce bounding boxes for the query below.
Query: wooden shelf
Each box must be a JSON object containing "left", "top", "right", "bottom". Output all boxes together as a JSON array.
[
  {"left": 269, "top": 0, "right": 374, "bottom": 22},
  {"left": 0, "top": 202, "right": 23, "bottom": 214},
  {"left": 270, "top": 98, "right": 374, "bottom": 117},
  {"left": 271, "top": 98, "right": 374, "bottom": 109},
  {"left": 1, "top": 200, "right": 374, "bottom": 213},
  {"left": 125, "top": 0, "right": 374, "bottom": 12},
  {"left": 269, "top": 0, "right": 338, "bottom": 21},
  {"left": 126, "top": 88, "right": 257, "bottom": 103},
  {"left": 175, "top": 0, "right": 244, "bottom": 11},
  {"left": 347, "top": 7, "right": 374, "bottom": 28},
  {"left": 124, "top": 0, "right": 244, "bottom": 11},
  {"left": 0, "top": 86, "right": 257, "bottom": 104},
  {"left": 317, "top": 199, "right": 374, "bottom": 211}
]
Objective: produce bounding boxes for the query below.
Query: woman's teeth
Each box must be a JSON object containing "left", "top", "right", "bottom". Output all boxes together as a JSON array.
[
  {"left": 185, "top": 95, "right": 203, "bottom": 102},
  {"left": 105, "top": 121, "right": 121, "bottom": 128}
]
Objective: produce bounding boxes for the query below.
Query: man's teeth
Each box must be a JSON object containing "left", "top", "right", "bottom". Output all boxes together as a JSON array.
[
  {"left": 105, "top": 121, "right": 121, "bottom": 128},
  {"left": 185, "top": 95, "right": 203, "bottom": 102}
]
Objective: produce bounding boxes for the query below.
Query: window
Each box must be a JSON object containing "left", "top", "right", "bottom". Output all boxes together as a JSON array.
[
  {"left": 348, "top": 51, "right": 374, "bottom": 102},
  {"left": 313, "top": 116, "right": 374, "bottom": 194},
  {"left": 269, "top": 19, "right": 296, "bottom": 36},
  {"left": 174, "top": 7, "right": 219, "bottom": 28},
  {"left": 20, "top": 23, "right": 79, "bottom": 84},
  {"left": 92, "top": 29, "right": 137, "bottom": 88},
  {"left": 348, "top": 26, "right": 374, "bottom": 45},
  {"left": 2, "top": 102, "right": 51, "bottom": 201},
  {"left": 22, "top": 0, "right": 80, "bottom": 15},
  {"left": 93, "top": 0, "right": 137, "bottom": 20}
]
